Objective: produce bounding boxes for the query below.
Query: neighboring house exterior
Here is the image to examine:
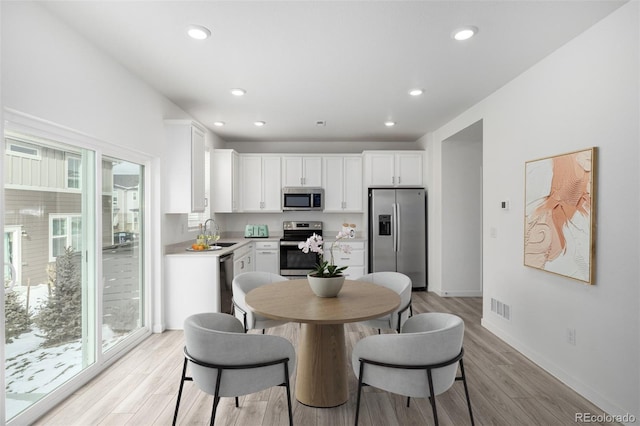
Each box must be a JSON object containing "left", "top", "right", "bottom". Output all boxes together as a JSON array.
[
  {"left": 113, "top": 174, "right": 140, "bottom": 242},
  {"left": 3, "top": 136, "right": 114, "bottom": 287}
]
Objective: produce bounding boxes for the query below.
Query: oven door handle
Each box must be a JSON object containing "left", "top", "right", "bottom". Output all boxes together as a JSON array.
[{"left": 280, "top": 241, "right": 303, "bottom": 246}]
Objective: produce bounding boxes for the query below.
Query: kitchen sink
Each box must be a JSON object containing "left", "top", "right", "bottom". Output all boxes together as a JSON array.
[{"left": 213, "top": 242, "right": 237, "bottom": 247}]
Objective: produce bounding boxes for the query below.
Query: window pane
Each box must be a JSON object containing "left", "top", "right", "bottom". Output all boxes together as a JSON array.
[
  {"left": 67, "top": 156, "right": 81, "bottom": 189},
  {"left": 102, "top": 158, "right": 144, "bottom": 352},
  {"left": 4, "top": 135, "right": 95, "bottom": 422},
  {"left": 52, "top": 218, "right": 66, "bottom": 237}
]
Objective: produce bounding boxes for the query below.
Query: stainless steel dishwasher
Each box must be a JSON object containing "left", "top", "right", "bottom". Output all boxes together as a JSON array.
[{"left": 219, "top": 253, "right": 234, "bottom": 314}]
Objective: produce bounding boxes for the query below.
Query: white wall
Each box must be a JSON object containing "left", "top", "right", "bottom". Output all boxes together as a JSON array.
[
  {"left": 218, "top": 212, "right": 366, "bottom": 237},
  {"left": 0, "top": 2, "right": 210, "bottom": 334},
  {"left": 428, "top": 1, "right": 639, "bottom": 419},
  {"left": 440, "top": 121, "right": 483, "bottom": 296}
]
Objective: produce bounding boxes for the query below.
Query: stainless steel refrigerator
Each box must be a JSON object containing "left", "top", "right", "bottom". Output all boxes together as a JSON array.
[{"left": 368, "top": 188, "right": 427, "bottom": 289}]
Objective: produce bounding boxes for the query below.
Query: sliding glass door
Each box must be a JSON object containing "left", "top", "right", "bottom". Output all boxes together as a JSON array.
[
  {"left": 3, "top": 134, "right": 146, "bottom": 423},
  {"left": 101, "top": 157, "right": 144, "bottom": 352}
]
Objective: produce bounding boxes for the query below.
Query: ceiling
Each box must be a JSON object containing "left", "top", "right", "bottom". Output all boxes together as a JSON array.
[{"left": 41, "top": 1, "right": 625, "bottom": 143}]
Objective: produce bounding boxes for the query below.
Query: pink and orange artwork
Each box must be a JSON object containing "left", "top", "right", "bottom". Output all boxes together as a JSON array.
[{"left": 524, "top": 148, "right": 597, "bottom": 284}]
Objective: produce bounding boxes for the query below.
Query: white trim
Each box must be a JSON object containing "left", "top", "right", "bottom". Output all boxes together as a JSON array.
[
  {"left": 481, "top": 318, "right": 630, "bottom": 421},
  {"left": 5, "top": 140, "right": 41, "bottom": 160},
  {"left": 3, "top": 109, "right": 158, "bottom": 425},
  {"left": 4, "top": 183, "right": 81, "bottom": 194},
  {"left": 3, "top": 226, "right": 23, "bottom": 287},
  {"left": 48, "top": 213, "right": 82, "bottom": 262}
]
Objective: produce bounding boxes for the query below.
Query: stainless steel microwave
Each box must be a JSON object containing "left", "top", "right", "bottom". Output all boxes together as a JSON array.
[{"left": 282, "top": 187, "right": 324, "bottom": 211}]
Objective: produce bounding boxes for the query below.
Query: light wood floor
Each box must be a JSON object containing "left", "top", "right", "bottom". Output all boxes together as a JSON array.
[{"left": 35, "top": 292, "right": 615, "bottom": 426}]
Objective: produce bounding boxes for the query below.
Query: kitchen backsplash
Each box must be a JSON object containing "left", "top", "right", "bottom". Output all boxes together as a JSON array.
[{"left": 216, "top": 212, "right": 365, "bottom": 236}]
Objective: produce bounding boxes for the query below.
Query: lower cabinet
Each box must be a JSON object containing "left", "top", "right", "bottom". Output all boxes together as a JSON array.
[
  {"left": 165, "top": 254, "right": 222, "bottom": 329},
  {"left": 254, "top": 241, "right": 280, "bottom": 274},
  {"left": 233, "top": 243, "right": 254, "bottom": 276},
  {"left": 334, "top": 241, "right": 366, "bottom": 279}
]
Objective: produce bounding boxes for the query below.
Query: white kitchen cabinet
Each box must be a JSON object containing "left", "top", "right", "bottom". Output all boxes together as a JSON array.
[
  {"left": 240, "top": 155, "right": 282, "bottom": 212},
  {"left": 333, "top": 241, "right": 366, "bottom": 279},
  {"left": 165, "top": 253, "right": 222, "bottom": 329},
  {"left": 233, "top": 243, "right": 254, "bottom": 276},
  {"left": 322, "top": 155, "right": 363, "bottom": 212},
  {"left": 363, "top": 151, "right": 423, "bottom": 187},
  {"left": 164, "top": 120, "right": 206, "bottom": 213},
  {"left": 254, "top": 241, "right": 280, "bottom": 274},
  {"left": 282, "top": 156, "right": 322, "bottom": 187},
  {"left": 211, "top": 149, "right": 239, "bottom": 212}
]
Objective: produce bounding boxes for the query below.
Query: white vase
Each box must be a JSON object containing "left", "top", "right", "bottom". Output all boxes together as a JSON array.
[{"left": 307, "top": 275, "right": 345, "bottom": 298}]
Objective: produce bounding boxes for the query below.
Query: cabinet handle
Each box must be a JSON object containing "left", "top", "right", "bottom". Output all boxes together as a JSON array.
[
  {"left": 392, "top": 176, "right": 395, "bottom": 184},
  {"left": 241, "top": 260, "right": 245, "bottom": 268},
  {"left": 300, "top": 177, "right": 303, "bottom": 185},
  {"left": 259, "top": 251, "right": 275, "bottom": 255},
  {"left": 398, "top": 176, "right": 401, "bottom": 184}
]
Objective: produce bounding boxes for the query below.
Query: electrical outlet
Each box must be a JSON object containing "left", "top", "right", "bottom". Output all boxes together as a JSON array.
[{"left": 567, "top": 328, "right": 576, "bottom": 346}]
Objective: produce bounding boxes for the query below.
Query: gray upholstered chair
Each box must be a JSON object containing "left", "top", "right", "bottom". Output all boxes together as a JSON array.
[
  {"left": 352, "top": 312, "right": 474, "bottom": 426},
  {"left": 232, "top": 271, "right": 290, "bottom": 333},
  {"left": 173, "top": 313, "right": 296, "bottom": 426},
  {"left": 355, "top": 271, "right": 413, "bottom": 333}
]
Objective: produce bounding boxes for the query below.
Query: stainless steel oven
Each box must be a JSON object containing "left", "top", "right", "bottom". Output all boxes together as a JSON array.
[{"left": 280, "top": 221, "right": 323, "bottom": 278}]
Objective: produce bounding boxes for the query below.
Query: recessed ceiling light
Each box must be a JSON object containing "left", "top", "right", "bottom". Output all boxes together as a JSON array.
[
  {"left": 384, "top": 121, "right": 396, "bottom": 127},
  {"left": 453, "top": 26, "right": 478, "bottom": 41},
  {"left": 187, "top": 25, "right": 211, "bottom": 40},
  {"left": 213, "top": 121, "right": 225, "bottom": 127},
  {"left": 230, "top": 88, "right": 246, "bottom": 96},
  {"left": 409, "top": 89, "right": 424, "bottom": 96},
  {"left": 254, "top": 121, "right": 266, "bottom": 127}
]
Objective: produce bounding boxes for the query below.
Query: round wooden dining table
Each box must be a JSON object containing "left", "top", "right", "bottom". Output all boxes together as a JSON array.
[{"left": 245, "top": 279, "right": 400, "bottom": 408}]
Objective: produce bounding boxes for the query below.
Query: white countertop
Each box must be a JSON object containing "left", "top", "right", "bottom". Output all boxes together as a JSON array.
[
  {"left": 164, "top": 238, "right": 251, "bottom": 256},
  {"left": 165, "top": 234, "right": 366, "bottom": 256}
]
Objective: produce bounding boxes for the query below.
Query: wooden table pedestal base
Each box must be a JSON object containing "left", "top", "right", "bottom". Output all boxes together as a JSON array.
[{"left": 295, "top": 323, "right": 348, "bottom": 407}]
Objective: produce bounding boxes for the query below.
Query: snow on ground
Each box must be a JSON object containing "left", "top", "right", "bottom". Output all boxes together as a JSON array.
[{"left": 5, "top": 284, "right": 127, "bottom": 421}]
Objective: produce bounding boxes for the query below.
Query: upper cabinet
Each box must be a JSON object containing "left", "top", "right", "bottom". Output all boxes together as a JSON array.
[
  {"left": 240, "top": 155, "right": 282, "bottom": 212},
  {"left": 282, "top": 156, "right": 322, "bottom": 187},
  {"left": 164, "top": 120, "right": 206, "bottom": 213},
  {"left": 323, "top": 155, "right": 363, "bottom": 212},
  {"left": 211, "top": 149, "right": 239, "bottom": 213},
  {"left": 363, "top": 151, "right": 423, "bottom": 187}
]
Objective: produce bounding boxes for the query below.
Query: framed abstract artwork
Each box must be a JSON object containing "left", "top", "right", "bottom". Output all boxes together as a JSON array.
[{"left": 524, "top": 147, "right": 597, "bottom": 284}]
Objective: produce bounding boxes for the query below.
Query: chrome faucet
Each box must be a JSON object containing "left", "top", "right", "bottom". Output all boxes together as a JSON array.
[{"left": 203, "top": 218, "right": 217, "bottom": 234}]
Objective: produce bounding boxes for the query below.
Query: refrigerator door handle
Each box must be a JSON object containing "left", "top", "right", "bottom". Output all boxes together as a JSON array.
[
  {"left": 395, "top": 202, "right": 401, "bottom": 252},
  {"left": 392, "top": 202, "right": 398, "bottom": 252}
]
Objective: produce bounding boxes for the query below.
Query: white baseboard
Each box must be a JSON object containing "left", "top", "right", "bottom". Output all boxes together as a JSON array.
[
  {"left": 432, "top": 289, "right": 483, "bottom": 297},
  {"left": 481, "top": 317, "right": 637, "bottom": 424}
]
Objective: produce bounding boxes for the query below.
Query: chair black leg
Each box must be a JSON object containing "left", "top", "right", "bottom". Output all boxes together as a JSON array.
[
  {"left": 172, "top": 357, "right": 189, "bottom": 426},
  {"left": 426, "top": 369, "right": 439, "bottom": 426},
  {"left": 406, "top": 396, "right": 410, "bottom": 407},
  {"left": 210, "top": 396, "right": 220, "bottom": 426},
  {"left": 235, "top": 396, "right": 239, "bottom": 407},
  {"left": 459, "top": 359, "right": 475, "bottom": 426},
  {"left": 354, "top": 362, "right": 365, "bottom": 426},
  {"left": 284, "top": 363, "right": 293, "bottom": 426}
]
